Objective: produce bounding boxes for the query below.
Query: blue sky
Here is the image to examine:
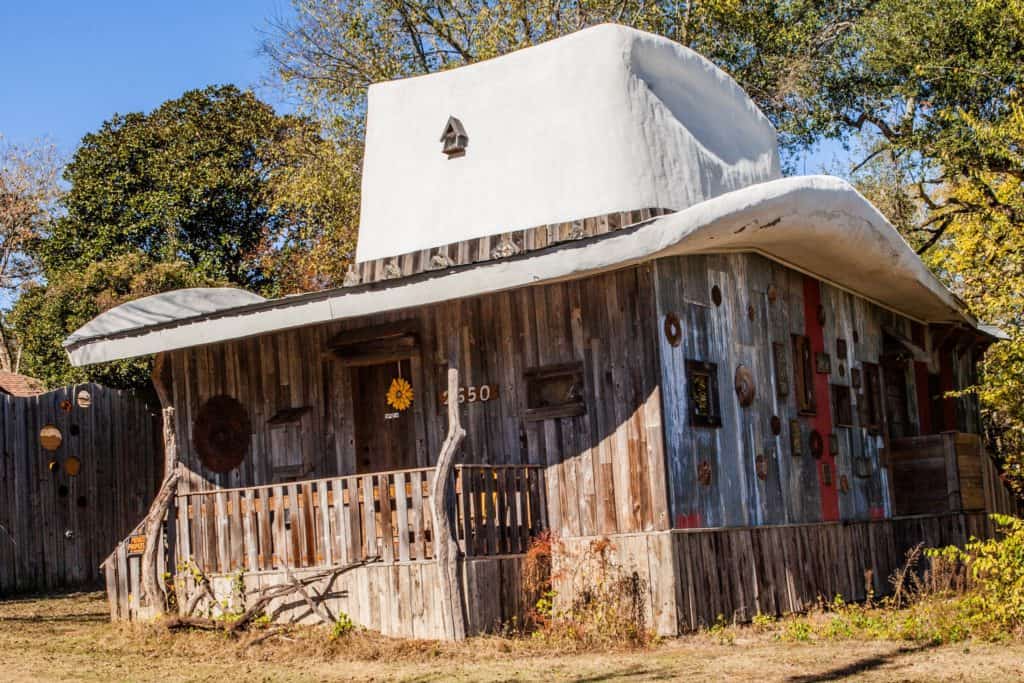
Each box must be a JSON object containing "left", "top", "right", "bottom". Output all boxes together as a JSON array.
[{"left": 0, "top": 1, "right": 291, "bottom": 152}]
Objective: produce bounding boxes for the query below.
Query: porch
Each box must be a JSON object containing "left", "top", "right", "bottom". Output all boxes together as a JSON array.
[{"left": 103, "top": 462, "right": 546, "bottom": 634}]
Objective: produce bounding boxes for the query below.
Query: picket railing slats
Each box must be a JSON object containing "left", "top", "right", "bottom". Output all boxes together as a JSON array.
[{"left": 173, "top": 464, "right": 545, "bottom": 573}]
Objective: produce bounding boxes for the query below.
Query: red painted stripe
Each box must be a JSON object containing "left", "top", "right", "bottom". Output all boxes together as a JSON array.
[{"left": 803, "top": 276, "right": 839, "bottom": 521}]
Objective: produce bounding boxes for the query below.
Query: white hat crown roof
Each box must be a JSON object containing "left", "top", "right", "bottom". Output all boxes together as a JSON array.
[{"left": 356, "top": 23, "right": 781, "bottom": 262}]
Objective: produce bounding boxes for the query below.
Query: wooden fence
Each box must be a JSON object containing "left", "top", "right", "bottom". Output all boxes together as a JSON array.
[
  {"left": 172, "top": 463, "right": 545, "bottom": 575},
  {"left": 0, "top": 383, "right": 162, "bottom": 593}
]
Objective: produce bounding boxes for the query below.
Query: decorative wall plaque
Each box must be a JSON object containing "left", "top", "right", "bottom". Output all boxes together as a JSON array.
[
  {"left": 755, "top": 454, "right": 768, "bottom": 481},
  {"left": 829, "top": 433, "right": 839, "bottom": 456},
  {"left": 815, "top": 352, "right": 831, "bottom": 374},
  {"left": 687, "top": 360, "right": 722, "bottom": 428},
  {"left": 711, "top": 284, "right": 723, "bottom": 307},
  {"left": 839, "top": 474, "right": 850, "bottom": 493},
  {"left": 193, "top": 395, "right": 252, "bottom": 474},
  {"left": 821, "top": 461, "right": 833, "bottom": 487},
  {"left": 789, "top": 420, "right": 802, "bottom": 457},
  {"left": 698, "top": 460, "right": 713, "bottom": 486},
  {"left": 809, "top": 429, "right": 824, "bottom": 459}
]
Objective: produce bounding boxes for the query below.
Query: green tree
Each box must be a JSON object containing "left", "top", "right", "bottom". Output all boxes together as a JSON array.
[
  {"left": 37, "top": 85, "right": 305, "bottom": 289},
  {"left": 827, "top": 0, "right": 1024, "bottom": 489},
  {"left": 8, "top": 255, "right": 223, "bottom": 389},
  {"left": 9, "top": 85, "right": 322, "bottom": 388}
]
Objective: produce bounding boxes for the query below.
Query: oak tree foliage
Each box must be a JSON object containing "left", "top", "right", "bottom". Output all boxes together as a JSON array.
[{"left": 8, "top": 85, "right": 328, "bottom": 388}]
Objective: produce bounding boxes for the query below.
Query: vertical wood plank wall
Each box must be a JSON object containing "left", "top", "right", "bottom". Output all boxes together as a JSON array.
[
  {"left": 0, "top": 384, "right": 161, "bottom": 593},
  {"left": 167, "top": 267, "right": 670, "bottom": 538},
  {"left": 652, "top": 253, "right": 945, "bottom": 529}
]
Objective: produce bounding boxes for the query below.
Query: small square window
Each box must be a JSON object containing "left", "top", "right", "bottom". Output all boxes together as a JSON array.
[
  {"left": 524, "top": 362, "right": 585, "bottom": 421},
  {"left": 686, "top": 360, "right": 722, "bottom": 428}
]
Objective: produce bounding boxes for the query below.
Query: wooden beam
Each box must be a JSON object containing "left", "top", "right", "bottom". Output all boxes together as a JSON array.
[{"left": 325, "top": 320, "right": 420, "bottom": 349}]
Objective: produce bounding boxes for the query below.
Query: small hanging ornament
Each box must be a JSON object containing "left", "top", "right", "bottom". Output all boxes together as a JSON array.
[{"left": 386, "top": 377, "right": 415, "bottom": 411}]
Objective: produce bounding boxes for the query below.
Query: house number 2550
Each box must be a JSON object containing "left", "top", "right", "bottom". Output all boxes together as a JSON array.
[{"left": 441, "top": 384, "right": 498, "bottom": 405}]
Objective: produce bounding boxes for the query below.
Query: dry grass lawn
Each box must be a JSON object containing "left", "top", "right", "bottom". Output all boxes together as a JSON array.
[{"left": 0, "top": 592, "right": 1022, "bottom": 682}]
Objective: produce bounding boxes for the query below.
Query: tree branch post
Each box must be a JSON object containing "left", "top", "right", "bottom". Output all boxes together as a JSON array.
[{"left": 431, "top": 366, "right": 466, "bottom": 640}]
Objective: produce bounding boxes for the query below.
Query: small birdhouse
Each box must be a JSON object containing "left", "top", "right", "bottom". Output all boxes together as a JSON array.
[{"left": 440, "top": 116, "right": 468, "bottom": 158}]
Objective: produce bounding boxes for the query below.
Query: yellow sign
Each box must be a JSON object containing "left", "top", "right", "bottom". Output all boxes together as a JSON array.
[{"left": 127, "top": 535, "right": 147, "bottom": 555}]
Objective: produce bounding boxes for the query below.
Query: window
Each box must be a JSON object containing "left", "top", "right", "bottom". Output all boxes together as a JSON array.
[
  {"left": 524, "top": 362, "right": 585, "bottom": 421},
  {"left": 686, "top": 360, "right": 722, "bottom": 428},
  {"left": 792, "top": 334, "right": 816, "bottom": 415},
  {"left": 831, "top": 385, "right": 853, "bottom": 427},
  {"left": 861, "top": 362, "right": 883, "bottom": 432}
]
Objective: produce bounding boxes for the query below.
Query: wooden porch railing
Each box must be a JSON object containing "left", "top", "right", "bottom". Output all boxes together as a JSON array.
[{"left": 173, "top": 463, "right": 546, "bottom": 575}]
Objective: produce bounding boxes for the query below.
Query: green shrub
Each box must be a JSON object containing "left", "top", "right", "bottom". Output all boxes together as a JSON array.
[
  {"left": 331, "top": 612, "right": 356, "bottom": 639},
  {"left": 935, "top": 514, "right": 1024, "bottom": 635}
]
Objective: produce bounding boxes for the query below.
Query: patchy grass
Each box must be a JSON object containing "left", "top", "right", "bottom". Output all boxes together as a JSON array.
[{"left": 0, "top": 592, "right": 1023, "bottom": 681}]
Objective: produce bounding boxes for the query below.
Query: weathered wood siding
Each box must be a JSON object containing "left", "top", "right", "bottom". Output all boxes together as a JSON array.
[
  {"left": 558, "top": 512, "right": 992, "bottom": 635},
  {"left": 654, "top": 253, "right": 901, "bottom": 528},
  {"left": 166, "top": 266, "right": 669, "bottom": 538},
  {"left": 0, "top": 384, "right": 161, "bottom": 592}
]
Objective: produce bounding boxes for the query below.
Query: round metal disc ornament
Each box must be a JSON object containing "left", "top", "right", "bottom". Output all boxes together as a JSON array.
[
  {"left": 64, "top": 455, "right": 81, "bottom": 477},
  {"left": 40, "top": 425, "right": 62, "bottom": 451},
  {"left": 734, "top": 365, "right": 756, "bottom": 407},
  {"left": 76, "top": 390, "right": 91, "bottom": 408},
  {"left": 193, "top": 395, "right": 252, "bottom": 474},
  {"left": 663, "top": 312, "right": 682, "bottom": 347},
  {"left": 59, "top": 399, "right": 73, "bottom": 413},
  {"left": 809, "top": 429, "right": 824, "bottom": 459}
]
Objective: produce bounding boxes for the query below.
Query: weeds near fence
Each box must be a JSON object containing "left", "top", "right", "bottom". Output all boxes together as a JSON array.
[
  {"left": 771, "top": 514, "right": 1024, "bottom": 644},
  {"left": 520, "top": 533, "right": 654, "bottom": 650}
]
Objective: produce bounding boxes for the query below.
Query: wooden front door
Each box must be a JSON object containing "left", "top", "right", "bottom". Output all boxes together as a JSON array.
[{"left": 351, "top": 359, "right": 419, "bottom": 473}]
